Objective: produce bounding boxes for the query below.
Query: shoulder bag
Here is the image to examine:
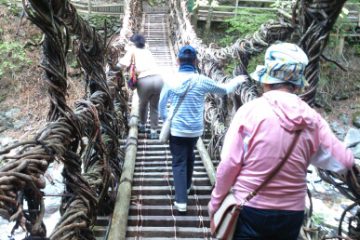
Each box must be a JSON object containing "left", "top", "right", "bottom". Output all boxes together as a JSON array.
[
  {"left": 159, "top": 83, "right": 192, "bottom": 143},
  {"left": 210, "top": 130, "right": 302, "bottom": 240},
  {"left": 127, "top": 53, "right": 138, "bottom": 90}
]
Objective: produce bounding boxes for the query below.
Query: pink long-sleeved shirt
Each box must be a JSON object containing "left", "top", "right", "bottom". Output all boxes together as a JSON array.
[{"left": 209, "top": 90, "right": 354, "bottom": 213}]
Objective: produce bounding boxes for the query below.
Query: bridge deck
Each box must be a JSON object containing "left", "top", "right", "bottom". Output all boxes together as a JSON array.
[{"left": 101, "top": 6, "right": 217, "bottom": 240}]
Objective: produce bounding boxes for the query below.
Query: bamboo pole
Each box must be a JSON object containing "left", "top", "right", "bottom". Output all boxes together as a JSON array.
[
  {"left": 196, "top": 138, "right": 216, "bottom": 186},
  {"left": 108, "top": 92, "right": 139, "bottom": 240}
]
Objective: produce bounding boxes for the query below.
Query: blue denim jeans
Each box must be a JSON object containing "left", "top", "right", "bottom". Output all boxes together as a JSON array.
[
  {"left": 233, "top": 206, "right": 304, "bottom": 240},
  {"left": 169, "top": 135, "right": 199, "bottom": 203}
]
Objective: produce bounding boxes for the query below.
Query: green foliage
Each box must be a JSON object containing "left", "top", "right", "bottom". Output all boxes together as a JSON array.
[
  {"left": 146, "top": 0, "right": 157, "bottom": 6},
  {"left": 0, "top": 0, "right": 22, "bottom": 16},
  {"left": 0, "top": 41, "right": 31, "bottom": 79},
  {"left": 218, "top": 9, "right": 275, "bottom": 46},
  {"left": 86, "top": 15, "right": 118, "bottom": 29},
  {"left": 223, "top": 61, "right": 236, "bottom": 76},
  {"left": 222, "top": 53, "right": 264, "bottom": 76},
  {"left": 271, "top": 0, "right": 292, "bottom": 9},
  {"left": 311, "top": 212, "right": 325, "bottom": 226},
  {"left": 213, "top": 8, "right": 274, "bottom": 74},
  {"left": 0, "top": 94, "right": 6, "bottom": 103},
  {"left": 334, "top": 8, "right": 354, "bottom": 35},
  {"left": 354, "top": 44, "right": 360, "bottom": 56},
  {"left": 247, "top": 52, "right": 265, "bottom": 74}
]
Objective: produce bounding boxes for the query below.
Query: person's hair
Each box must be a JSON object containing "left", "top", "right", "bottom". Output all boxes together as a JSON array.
[
  {"left": 179, "top": 57, "right": 195, "bottom": 65},
  {"left": 130, "top": 34, "right": 145, "bottom": 48},
  {"left": 268, "top": 82, "right": 297, "bottom": 92}
]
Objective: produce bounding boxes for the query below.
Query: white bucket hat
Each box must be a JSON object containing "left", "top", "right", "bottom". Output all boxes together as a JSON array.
[{"left": 250, "top": 43, "right": 309, "bottom": 87}]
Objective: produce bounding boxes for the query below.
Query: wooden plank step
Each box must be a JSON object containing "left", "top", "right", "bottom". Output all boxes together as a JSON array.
[
  {"left": 129, "top": 205, "right": 209, "bottom": 216},
  {"left": 127, "top": 215, "right": 210, "bottom": 227},
  {"left": 135, "top": 155, "right": 201, "bottom": 161},
  {"left": 129, "top": 195, "right": 211, "bottom": 205},
  {"left": 93, "top": 225, "right": 107, "bottom": 237},
  {"left": 135, "top": 144, "right": 169, "bottom": 149},
  {"left": 119, "top": 139, "right": 212, "bottom": 145},
  {"left": 133, "top": 171, "right": 208, "bottom": 177},
  {"left": 134, "top": 160, "right": 220, "bottom": 168},
  {"left": 135, "top": 149, "right": 187, "bottom": 155},
  {"left": 126, "top": 226, "right": 211, "bottom": 238},
  {"left": 132, "top": 177, "right": 211, "bottom": 186},
  {"left": 95, "top": 215, "right": 110, "bottom": 225},
  {"left": 134, "top": 139, "right": 212, "bottom": 146},
  {"left": 136, "top": 144, "right": 170, "bottom": 150},
  {"left": 148, "top": 46, "right": 173, "bottom": 50},
  {"left": 134, "top": 159, "right": 206, "bottom": 166},
  {"left": 133, "top": 165, "right": 207, "bottom": 172},
  {"left": 131, "top": 185, "right": 212, "bottom": 195}
]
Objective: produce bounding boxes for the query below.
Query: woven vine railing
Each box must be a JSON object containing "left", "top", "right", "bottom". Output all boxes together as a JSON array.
[{"left": 0, "top": 0, "right": 133, "bottom": 238}]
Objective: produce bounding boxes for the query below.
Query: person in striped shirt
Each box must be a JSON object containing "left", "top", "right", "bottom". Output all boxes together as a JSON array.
[{"left": 158, "top": 45, "right": 246, "bottom": 212}]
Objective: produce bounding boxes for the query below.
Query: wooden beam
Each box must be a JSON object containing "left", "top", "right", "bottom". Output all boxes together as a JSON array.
[
  {"left": 108, "top": 92, "right": 139, "bottom": 240},
  {"left": 196, "top": 138, "right": 216, "bottom": 186}
]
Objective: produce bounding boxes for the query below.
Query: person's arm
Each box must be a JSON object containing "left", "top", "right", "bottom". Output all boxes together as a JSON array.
[
  {"left": 117, "top": 48, "right": 133, "bottom": 70},
  {"left": 208, "top": 113, "right": 246, "bottom": 216},
  {"left": 158, "top": 84, "right": 170, "bottom": 120},
  {"left": 310, "top": 116, "right": 354, "bottom": 174},
  {"left": 200, "top": 75, "right": 247, "bottom": 95}
]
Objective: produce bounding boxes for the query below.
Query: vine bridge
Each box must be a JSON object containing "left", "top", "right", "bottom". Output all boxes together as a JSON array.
[{"left": 0, "top": 0, "right": 359, "bottom": 240}]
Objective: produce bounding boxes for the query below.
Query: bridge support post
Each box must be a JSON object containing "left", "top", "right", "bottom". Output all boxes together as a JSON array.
[
  {"left": 87, "top": 0, "right": 92, "bottom": 19},
  {"left": 191, "top": 5, "right": 198, "bottom": 32},
  {"left": 336, "top": 36, "right": 345, "bottom": 56},
  {"left": 205, "top": 7, "right": 213, "bottom": 34}
]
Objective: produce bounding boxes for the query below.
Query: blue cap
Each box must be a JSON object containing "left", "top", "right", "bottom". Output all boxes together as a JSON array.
[{"left": 178, "top": 45, "right": 197, "bottom": 60}]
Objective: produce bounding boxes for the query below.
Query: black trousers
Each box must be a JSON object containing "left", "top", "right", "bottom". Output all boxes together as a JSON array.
[
  {"left": 233, "top": 206, "right": 304, "bottom": 240},
  {"left": 169, "top": 135, "right": 198, "bottom": 203}
]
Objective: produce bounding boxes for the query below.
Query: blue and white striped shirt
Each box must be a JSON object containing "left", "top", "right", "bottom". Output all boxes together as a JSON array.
[{"left": 158, "top": 72, "right": 240, "bottom": 137}]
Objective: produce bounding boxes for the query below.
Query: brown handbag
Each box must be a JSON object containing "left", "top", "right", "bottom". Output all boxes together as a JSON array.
[{"left": 210, "top": 130, "right": 302, "bottom": 240}]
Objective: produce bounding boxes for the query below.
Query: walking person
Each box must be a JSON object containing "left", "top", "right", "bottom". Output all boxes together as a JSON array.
[
  {"left": 118, "top": 33, "right": 164, "bottom": 139},
  {"left": 208, "top": 42, "right": 355, "bottom": 239},
  {"left": 158, "top": 45, "right": 247, "bottom": 213}
]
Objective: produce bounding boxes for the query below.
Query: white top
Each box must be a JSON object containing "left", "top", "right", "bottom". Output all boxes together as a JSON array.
[{"left": 118, "top": 46, "right": 159, "bottom": 78}]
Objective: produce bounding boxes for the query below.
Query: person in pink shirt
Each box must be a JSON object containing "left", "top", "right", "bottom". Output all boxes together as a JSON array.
[{"left": 208, "top": 42, "right": 354, "bottom": 240}]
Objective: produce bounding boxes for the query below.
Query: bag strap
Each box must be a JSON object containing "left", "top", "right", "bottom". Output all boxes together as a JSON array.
[
  {"left": 243, "top": 129, "right": 302, "bottom": 203},
  {"left": 130, "top": 53, "right": 135, "bottom": 65},
  {"left": 169, "top": 75, "right": 197, "bottom": 121}
]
